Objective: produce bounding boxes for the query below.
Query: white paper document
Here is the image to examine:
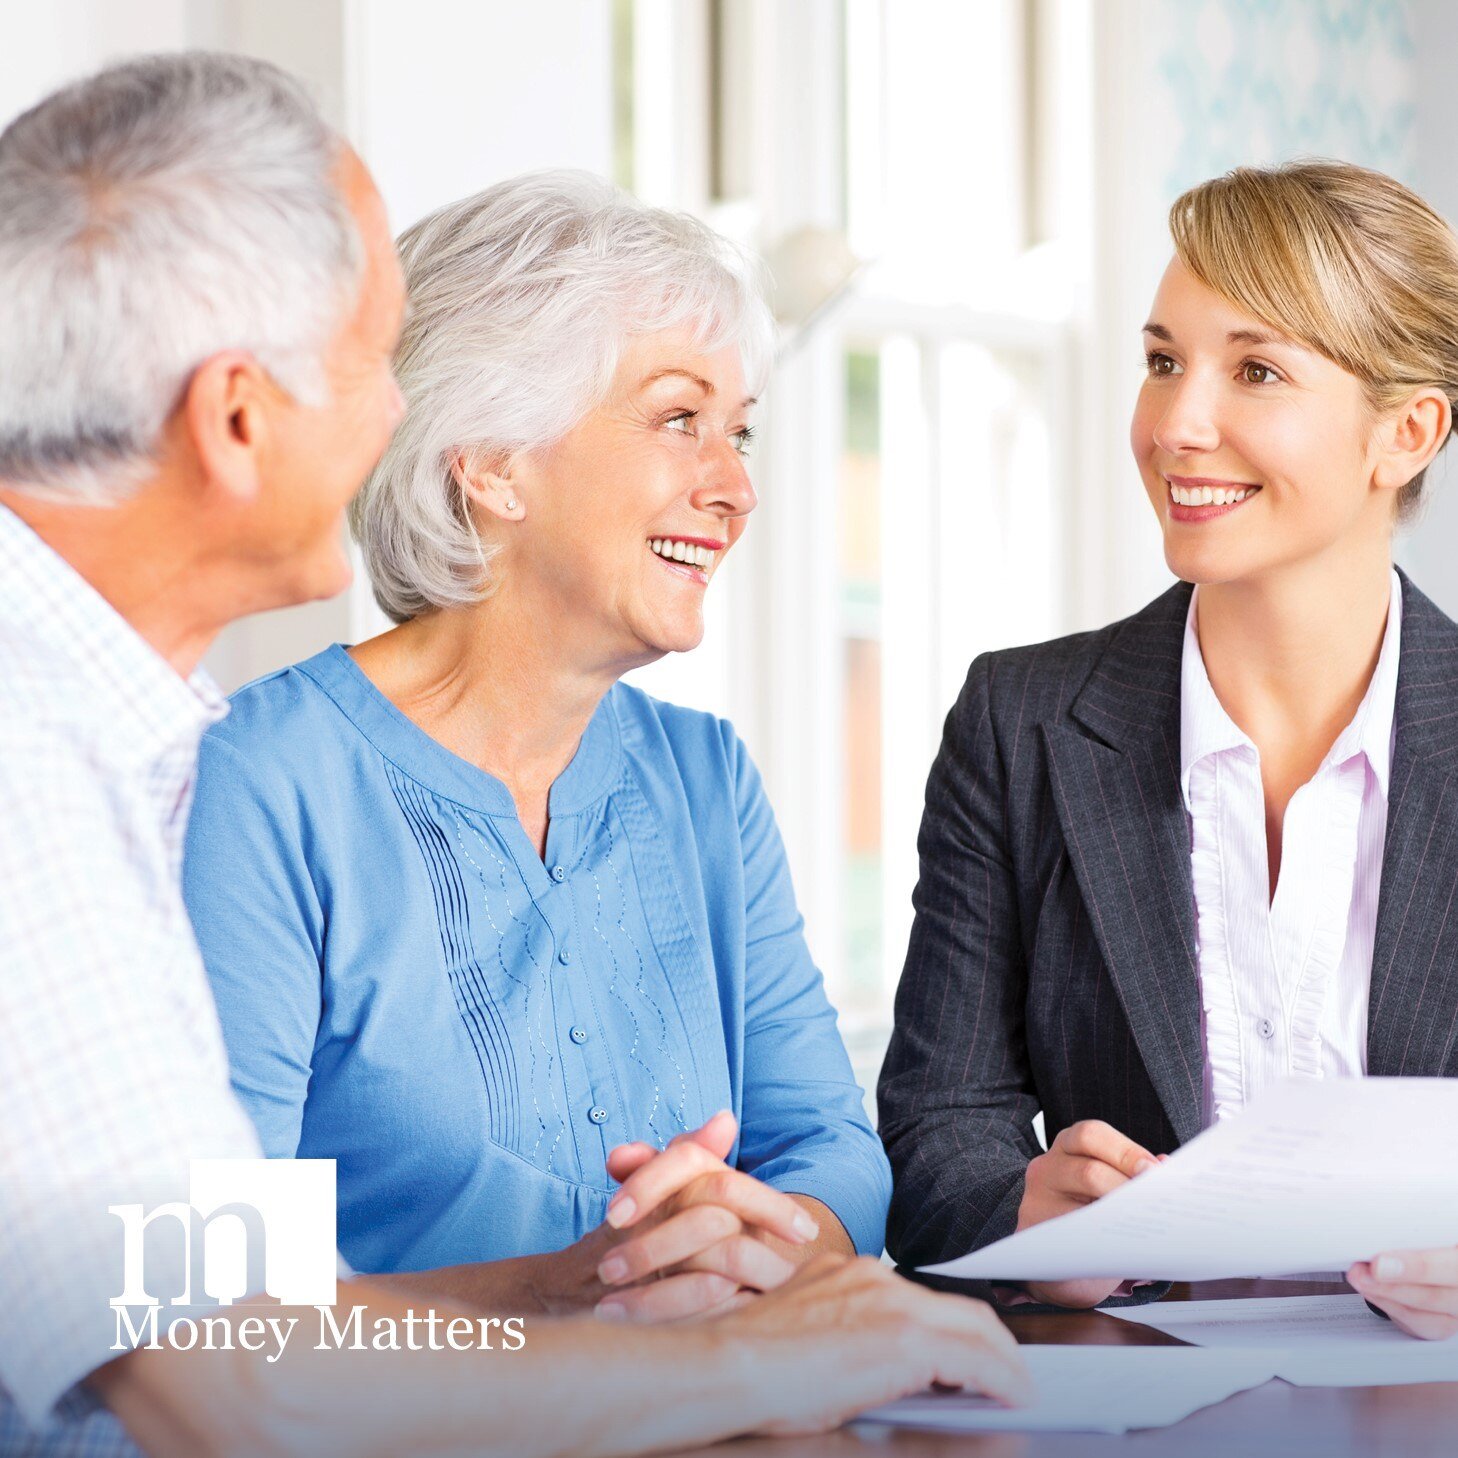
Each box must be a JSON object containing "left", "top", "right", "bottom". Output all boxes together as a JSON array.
[
  {"left": 1107, "top": 1294, "right": 1458, "bottom": 1387},
  {"left": 856, "top": 1346, "right": 1279, "bottom": 1434},
  {"left": 922, "top": 1078, "right": 1458, "bottom": 1282}
]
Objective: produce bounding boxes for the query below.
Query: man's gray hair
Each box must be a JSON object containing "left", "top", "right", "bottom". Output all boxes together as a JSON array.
[
  {"left": 0, "top": 51, "right": 361, "bottom": 502},
  {"left": 351, "top": 170, "right": 775, "bottom": 624}
]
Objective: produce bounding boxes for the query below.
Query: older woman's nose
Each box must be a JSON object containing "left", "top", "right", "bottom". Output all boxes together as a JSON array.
[
  {"left": 1152, "top": 376, "right": 1221, "bottom": 457},
  {"left": 692, "top": 439, "right": 758, "bottom": 519}
]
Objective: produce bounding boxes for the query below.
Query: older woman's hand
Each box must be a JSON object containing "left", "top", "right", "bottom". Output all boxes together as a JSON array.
[
  {"left": 590, "top": 1110, "right": 820, "bottom": 1323},
  {"left": 1348, "top": 1248, "right": 1458, "bottom": 1339}
]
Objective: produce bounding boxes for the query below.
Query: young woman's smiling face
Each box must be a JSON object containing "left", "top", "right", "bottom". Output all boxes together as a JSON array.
[{"left": 1130, "top": 257, "right": 1396, "bottom": 587}]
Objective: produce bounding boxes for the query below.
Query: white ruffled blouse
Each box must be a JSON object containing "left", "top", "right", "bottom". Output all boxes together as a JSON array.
[{"left": 1180, "top": 571, "right": 1401, "bottom": 1125}]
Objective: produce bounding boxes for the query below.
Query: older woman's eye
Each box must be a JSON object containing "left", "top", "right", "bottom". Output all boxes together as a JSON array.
[
  {"left": 1144, "top": 351, "right": 1180, "bottom": 378},
  {"left": 1241, "top": 361, "right": 1280, "bottom": 385},
  {"left": 663, "top": 411, "right": 695, "bottom": 433},
  {"left": 732, "top": 425, "right": 756, "bottom": 457}
]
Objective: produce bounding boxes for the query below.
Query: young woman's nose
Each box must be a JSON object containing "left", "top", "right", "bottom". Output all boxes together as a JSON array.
[{"left": 1152, "top": 375, "right": 1222, "bottom": 458}]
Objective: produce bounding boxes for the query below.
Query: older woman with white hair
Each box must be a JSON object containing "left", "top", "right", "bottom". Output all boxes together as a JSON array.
[{"left": 182, "top": 171, "right": 890, "bottom": 1323}]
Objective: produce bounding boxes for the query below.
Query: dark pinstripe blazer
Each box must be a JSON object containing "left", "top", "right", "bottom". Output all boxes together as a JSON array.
[{"left": 878, "top": 570, "right": 1458, "bottom": 1277}]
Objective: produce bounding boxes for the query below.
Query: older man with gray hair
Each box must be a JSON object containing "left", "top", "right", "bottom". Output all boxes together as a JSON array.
[{"left": 0, "top": 49, "right": 1024, "bottom": 1458}]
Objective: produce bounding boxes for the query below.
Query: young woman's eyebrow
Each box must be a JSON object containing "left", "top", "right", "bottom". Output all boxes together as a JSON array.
[
  {"left": 1142, "top": 320, "right": 1298, "bottom": 350},
  {"left": 1226, "top": 327, "right": 1298, "bottom": 348}
]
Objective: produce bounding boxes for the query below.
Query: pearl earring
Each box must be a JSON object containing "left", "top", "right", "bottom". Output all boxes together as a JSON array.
[{"left": 505, "top": 498, "right": 518, "bottom": 512}]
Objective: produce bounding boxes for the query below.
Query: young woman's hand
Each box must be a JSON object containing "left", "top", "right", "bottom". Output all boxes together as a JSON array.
[
  {"left": 1348, "top": 1247, "right": 1458, "bottom": 1339},
  {"left": 1016, "top": 1119, "right": 1163, "bottom": 1308}
]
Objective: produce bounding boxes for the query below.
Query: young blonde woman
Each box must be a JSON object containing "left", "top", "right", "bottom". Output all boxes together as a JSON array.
[{"left": 881, "top": 160, "right": 1458, "bottom": 1336}]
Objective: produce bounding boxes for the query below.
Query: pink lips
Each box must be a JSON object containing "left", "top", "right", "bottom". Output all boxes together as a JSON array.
[
  {"left": 653, "top": 554, "right": 709, "bottom": 584},
  {"left": 1166, "top": 477, "right": 1262, "bottom": 524}
]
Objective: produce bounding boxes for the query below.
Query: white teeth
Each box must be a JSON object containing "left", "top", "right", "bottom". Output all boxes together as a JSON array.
[
  {"left": 1168, "top": 482, "right": 1259, "bottom": 508},
  {"left": 649, "top": 539, "right": 717, "bottom": 573}
]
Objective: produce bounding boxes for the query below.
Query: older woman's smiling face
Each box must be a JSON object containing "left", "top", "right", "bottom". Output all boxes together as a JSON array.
[{"left": 500, "top": 326, "right": 758, "bottom": 668}]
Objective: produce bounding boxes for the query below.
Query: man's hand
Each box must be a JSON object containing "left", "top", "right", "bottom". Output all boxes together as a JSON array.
[
  {"left": 1016, "top": 1119, "right": 1163, "bottom": 1308},
  {"left": 722, "top": 1256, "right": 1033, "bottom": 1433},
  {"left": 590, "top": 1110, "right": 817, "bottom": 1322},
  {"left": 1348, "top": 1247, "right": 1458, "bottom": 1339}
]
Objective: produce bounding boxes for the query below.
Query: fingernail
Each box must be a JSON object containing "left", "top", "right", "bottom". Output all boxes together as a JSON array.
[
  {"left": 598, "top": 1256, "right": 628, "bottom": 1285},
  {"left": 793, "top": 1212, "right": 819, "bottom": 1241},
  {"left": 1376, "top": 1256, "right": 1404, "bottom": 1280},
  {"left": 595, "top": 1301, "right": 627, "bottom": 1323},
  {"left": 605, "top": 1196, "right": 636, "bottom": 1229},
  {"left": 1133, "top": 1159, "right": 1156, "bottom": 1175}
]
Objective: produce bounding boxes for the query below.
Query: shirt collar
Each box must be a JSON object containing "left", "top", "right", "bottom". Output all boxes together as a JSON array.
[
  {"left": 0, "top": 503, "right": 226, "bottom": 769},
  {"left": 1180, "top": 567, "right": 1402, "bottom": 810}
]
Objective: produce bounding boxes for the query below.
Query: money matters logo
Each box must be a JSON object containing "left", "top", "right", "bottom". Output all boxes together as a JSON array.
[{"left": 110, "top": 1158, "right": 524, "bottom": 1360}]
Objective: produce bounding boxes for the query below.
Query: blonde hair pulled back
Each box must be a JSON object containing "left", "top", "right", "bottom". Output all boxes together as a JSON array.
[{"left": 1170, "top": 160, "right": 1458, "bottom": 518}]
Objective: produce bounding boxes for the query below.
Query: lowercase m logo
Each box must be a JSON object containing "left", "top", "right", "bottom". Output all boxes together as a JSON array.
[{"left": 110, "top": 1159, "right": 337, "bottom": 1310}]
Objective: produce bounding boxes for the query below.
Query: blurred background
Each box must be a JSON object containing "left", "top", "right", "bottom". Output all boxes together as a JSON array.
[{"left": 5, "top": 0, "right": 1454, "bottom": 1095}]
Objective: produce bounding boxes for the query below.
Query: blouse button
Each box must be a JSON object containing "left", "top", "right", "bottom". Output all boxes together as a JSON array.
[
  {"left": 558, "top": 947, "right": 573, "bottom": 966},
  {"left": 588, "top": 1106, "right": 608, "bottom": 1125},
  {"left": 552, "top": 865, "right": 567, "bottom": 882},
  {"left": 570, "top": 1026, "right": 588, "bottom": 1045},
  {"left": 1257, "top": 1017, "right": 1275, "bottom": 1040}
]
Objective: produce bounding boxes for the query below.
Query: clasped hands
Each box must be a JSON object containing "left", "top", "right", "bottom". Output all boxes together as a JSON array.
[
  {"left": 1017, "top": 1119, "right": 1458, "bottom": 1339},
  {"left": 560, "top": 1109, "right": 822, "bottom": 1323}
]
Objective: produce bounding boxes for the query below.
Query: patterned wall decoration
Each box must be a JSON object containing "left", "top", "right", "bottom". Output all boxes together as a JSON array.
[{"left": 1156, "top": 0, "right": 1416, "bottom": 197}]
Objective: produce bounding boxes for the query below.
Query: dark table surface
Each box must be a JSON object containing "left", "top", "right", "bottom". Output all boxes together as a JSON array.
[{"left": 665, "top": 1280, "right": 1458, "bottom": 1458}]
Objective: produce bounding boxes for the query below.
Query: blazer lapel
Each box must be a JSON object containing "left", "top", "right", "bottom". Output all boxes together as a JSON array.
[
  {"left": 1044, "top": 583, "right": 1205, "bottom": 1145},
  {"left": 1368, "top": 573, "right": 1458, "bottom": 1077}
]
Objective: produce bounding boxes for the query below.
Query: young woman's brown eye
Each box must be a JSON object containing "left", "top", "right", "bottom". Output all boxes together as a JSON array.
[{"left": 1242, "top": 362, "right": 1277, "bottom": 385}]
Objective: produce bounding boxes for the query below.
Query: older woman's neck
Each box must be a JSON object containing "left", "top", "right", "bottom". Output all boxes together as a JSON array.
[{"left": 350, "top": 600, "right": 620, "bottom": 844}]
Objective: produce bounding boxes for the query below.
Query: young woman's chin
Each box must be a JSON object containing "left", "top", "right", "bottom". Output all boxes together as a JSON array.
[{"left": 1160, "top": 533, "right": 1269, "bottom": 589}]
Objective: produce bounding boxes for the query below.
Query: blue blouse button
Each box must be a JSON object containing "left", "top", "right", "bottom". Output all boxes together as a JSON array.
[
  {"left": 588, "top": 1106, "right": 608, "bottom": 1125},
  {"left": 570, "top": 1026, "right": 588, "bottom": 1045},
  {"left": 558, "top": 947, "right": 573, "bottom": 965},
  {"left": 552, "top": 865, "right": 566, "bottom": 882}
]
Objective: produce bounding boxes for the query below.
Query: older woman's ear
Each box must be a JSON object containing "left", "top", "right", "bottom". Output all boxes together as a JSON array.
[{"left": 450, "top": 449, "right": 524, "bottom": 521}]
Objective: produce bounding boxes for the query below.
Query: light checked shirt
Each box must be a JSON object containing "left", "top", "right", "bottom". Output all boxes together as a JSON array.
[{"left": 0, "top": 503, "right": 262, "bottom": 1452}]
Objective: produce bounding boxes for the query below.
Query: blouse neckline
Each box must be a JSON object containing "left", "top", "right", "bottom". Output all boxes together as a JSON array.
[{"left": 296, "top": 643, "right": 623, "bottom": 820}]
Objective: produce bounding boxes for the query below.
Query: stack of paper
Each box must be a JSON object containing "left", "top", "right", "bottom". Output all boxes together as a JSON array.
[
  {"left": 856, "top": 1346, "right": 1279, "bottom": 1434},
  {"left": 920, "top": 1078, "right": 1458, "bottom": 1283},
  {"left": 1107, "top": 1295, "right": 1458, "bottom": 1387}
]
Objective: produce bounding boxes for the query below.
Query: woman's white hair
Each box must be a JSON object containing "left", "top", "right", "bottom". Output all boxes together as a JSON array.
[
  {"left": 0, "top": 51, "right": 361, "bottom": 503},
  {"left": 352, "top": 169, "right": 775, "bottom": 624}
]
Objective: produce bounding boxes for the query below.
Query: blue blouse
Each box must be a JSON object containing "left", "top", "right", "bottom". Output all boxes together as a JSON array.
[{"left": 182, "top": 646, "right": 889, "bottom": 1274}]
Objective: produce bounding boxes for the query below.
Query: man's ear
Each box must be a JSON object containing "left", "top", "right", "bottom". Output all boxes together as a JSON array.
[
  {"left": 451, "top": 449, "right": 524, "bottom": 523},
  {"left": 1373, "top": 386, "right": 1451, "bottom": 495},
  {"left": 181, "top": 350, "right": 278, "bottom": 505}
]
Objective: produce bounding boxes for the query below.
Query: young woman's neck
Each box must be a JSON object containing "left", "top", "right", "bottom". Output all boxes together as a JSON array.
[{"left": 1193, "top": 529, "right": 1394, "bottom": 751}]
